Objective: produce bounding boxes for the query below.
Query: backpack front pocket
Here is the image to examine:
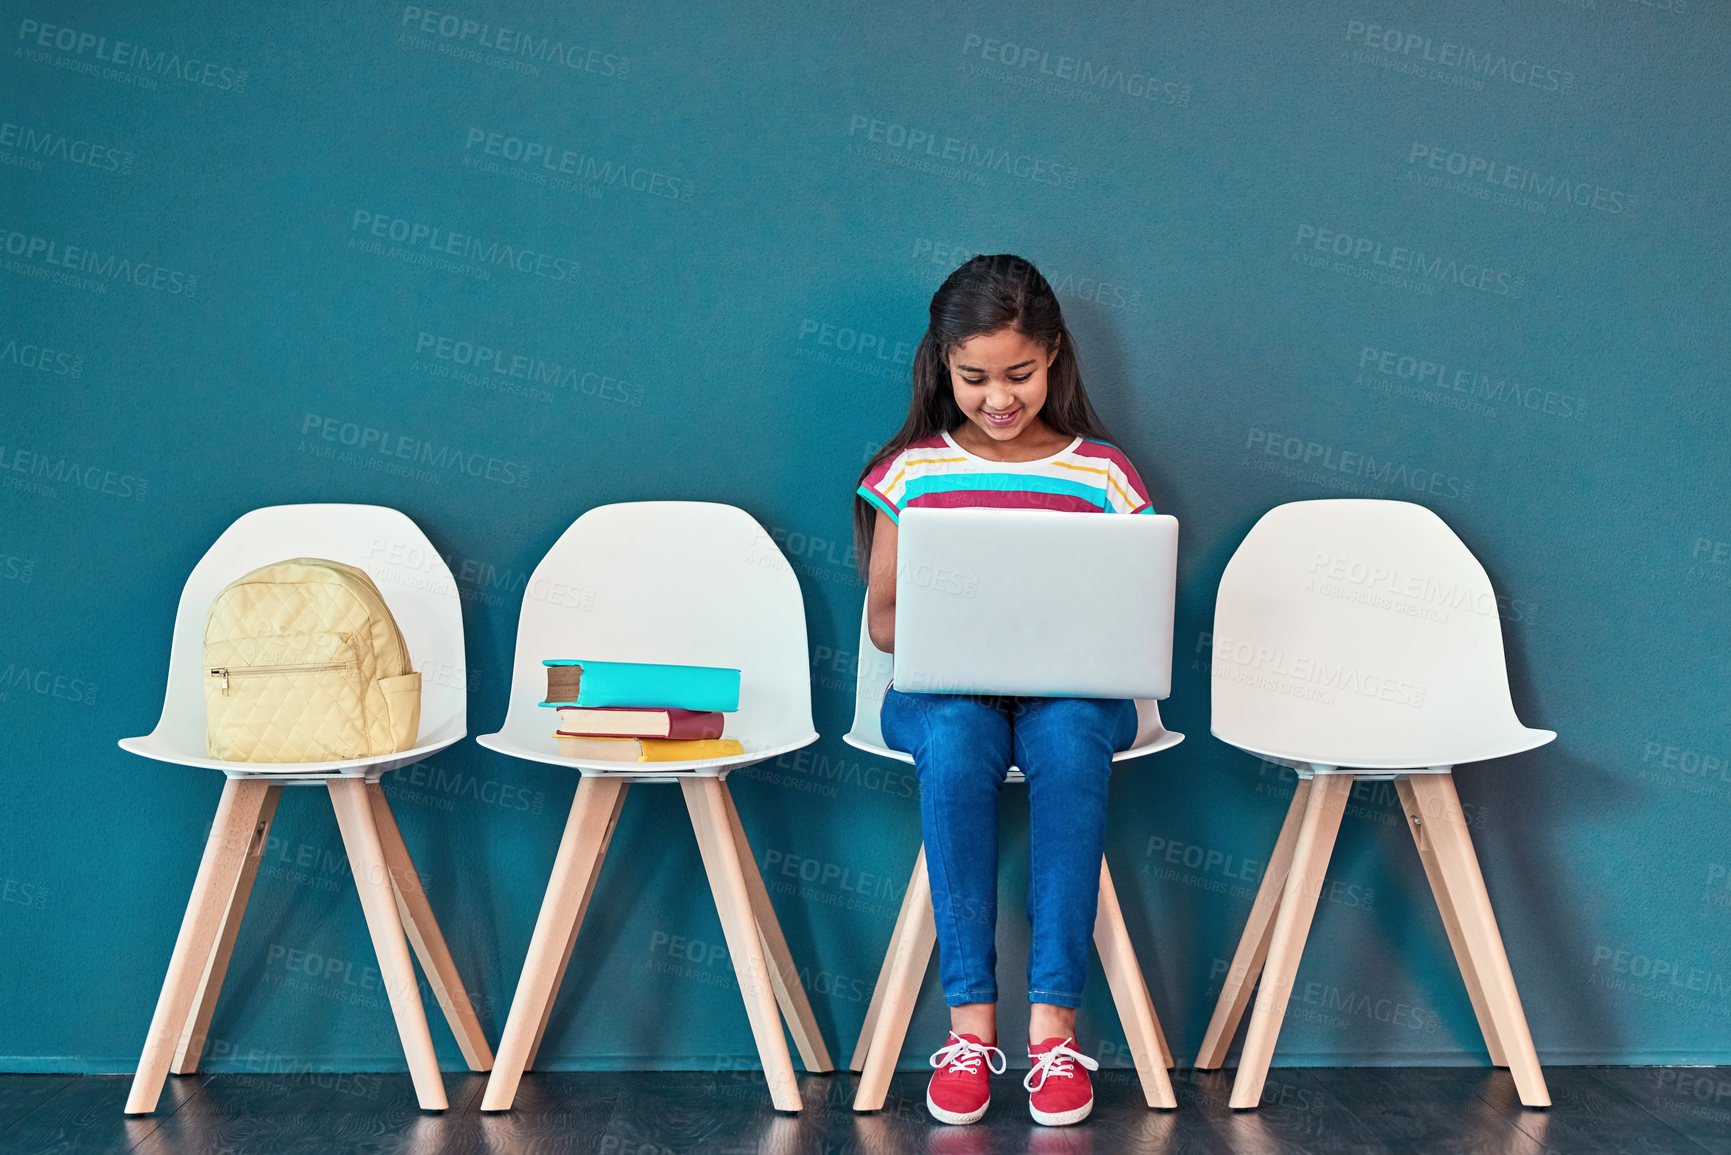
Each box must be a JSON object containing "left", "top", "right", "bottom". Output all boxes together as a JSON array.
[{"left": 204, "top": 631, "right": 369, "bottom": 762}]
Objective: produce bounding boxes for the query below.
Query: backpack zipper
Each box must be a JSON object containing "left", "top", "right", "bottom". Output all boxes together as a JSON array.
[{"left": 209, "top": 661, "right": 355, "bottom": 695}]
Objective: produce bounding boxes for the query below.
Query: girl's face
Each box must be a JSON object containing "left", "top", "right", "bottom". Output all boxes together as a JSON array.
[{"left": 946, "top": 327, "right": 1060, "bottom": 445}]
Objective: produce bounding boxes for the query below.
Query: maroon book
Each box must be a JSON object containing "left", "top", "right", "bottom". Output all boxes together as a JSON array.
[{"left": 552, "top": 705, "right": 725, "bottom": 740}]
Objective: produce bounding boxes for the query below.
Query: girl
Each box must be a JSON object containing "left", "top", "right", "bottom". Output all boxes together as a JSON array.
[{"left": 852, "top": 254, "right": 1157, "bottom": 1127}]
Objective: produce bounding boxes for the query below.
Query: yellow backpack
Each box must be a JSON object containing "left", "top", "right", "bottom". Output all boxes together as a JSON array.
[{"left": 203, "top": 558, "right": 422, "bottom": 762}]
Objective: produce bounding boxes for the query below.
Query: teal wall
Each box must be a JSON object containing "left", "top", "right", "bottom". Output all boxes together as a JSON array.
[{"left": 3, "top": 0, "right": 1728, "bottom": 1073}]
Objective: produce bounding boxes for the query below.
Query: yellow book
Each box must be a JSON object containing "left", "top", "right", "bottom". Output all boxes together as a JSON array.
[{"left": 553, "top": 732, "right": 743, "bottom": 762}]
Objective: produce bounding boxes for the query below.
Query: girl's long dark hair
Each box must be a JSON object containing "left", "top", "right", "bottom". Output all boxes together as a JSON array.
[{"left": 852, "top": 253, "right": 1121, "bottom": 581}]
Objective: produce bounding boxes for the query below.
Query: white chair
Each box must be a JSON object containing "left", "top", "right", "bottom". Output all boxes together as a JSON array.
[
  {"left": 844, "top": 603, "right": 1186, "bottom": 1112},
  {"left": 477, "top": 501, "right": 828, "bottom": 1113},
  {"left": 121, "top": 504, "right": 491, "bottom": 1115},
  {"left": 1192, "top": 499, "right": 1554, "bottom": 1108}
]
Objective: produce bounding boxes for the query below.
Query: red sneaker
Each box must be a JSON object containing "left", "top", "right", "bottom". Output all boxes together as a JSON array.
[
  {"left": 925, "top": 1031, "right": 1007, "bottom": 1124},
  {"left": 1023, "top": 1036, "right": 1099, "bottom": 1126}
]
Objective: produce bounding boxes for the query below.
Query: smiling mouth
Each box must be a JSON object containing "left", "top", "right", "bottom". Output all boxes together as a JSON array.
[{"left": 981, "top": 408, "right": 1020, "bottom": 427}]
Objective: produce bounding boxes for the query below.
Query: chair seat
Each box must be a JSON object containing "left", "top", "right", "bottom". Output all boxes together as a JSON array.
[
  {"left": 121, "top": 503, "right": 470, "bottom": 783},
  {"left": 1211, "top": 723, "right": 1554, "bottom": 774},
  {"left": 475, "top": 729, "right": 819, "bottom": 778},
  {"left": 118, "top": 727, "right": 466, "bottom": 779},
  {"left": 842, "top": 727, "right": 1183, "bottom": 780}
]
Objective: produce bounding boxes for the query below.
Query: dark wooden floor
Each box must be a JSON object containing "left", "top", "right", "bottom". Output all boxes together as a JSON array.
[{"left": 1, "top": 1066, "right": 1726, "bottom": 1154}]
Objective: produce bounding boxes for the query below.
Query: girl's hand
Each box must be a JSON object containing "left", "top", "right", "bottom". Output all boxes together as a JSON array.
[{"left": 866, "top": 509, "right": 897, "bottom": 653}]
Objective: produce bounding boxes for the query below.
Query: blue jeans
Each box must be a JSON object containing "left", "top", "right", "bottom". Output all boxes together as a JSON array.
[{"left": 880, "top": 686, "right": 1138, "bottom": 1008}]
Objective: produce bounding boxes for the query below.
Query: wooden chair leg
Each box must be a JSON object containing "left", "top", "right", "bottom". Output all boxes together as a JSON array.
[
  {"left": 365, "top": 782, "right": 495, "bottom": 1072},
  {"left": 682, "top": 778, "right": 802, "bottom": 1112},
  {"left": 169, "top": 783, "right": 282, "bottom": 1075},
  {"left": 525, "top": 779, "right": 629, "bottom": 1071},
  {"left": 717, "top": 780, "right": 834, "bottom": 1073},
  {"left": 1150, "top": 995, "right": 1174, "bottom": 1070},
  {"left": 125, "top": 779, "right": 276, "bottom": 1114},
  {"left": 1229, "top": 773, "right": 1353, "bottom": 1109},
  {"left": 327, "top": 779, "right": 447, "bottom": 1111},
  {"left": 1092, "top": 857, "right": 1177, "bottom": 1109},
  {"left": 482, "top": 776, "right": 628, "bottom": 1110},
  {"left": 853, "top": 845, "right": 936, "bottom": 1112},
  {"left": 1196, "top": 778, "right": 1312, "bottom": 1070},
  {"left": 1404, "top": 775, "right": 1549, "bottom": 1108},
  {"left": 1394, "top": 777, "right": 1507, "bottom": 1067},
  {"left": 850, "top": 847, "right": 923, "bottom": 1072}
]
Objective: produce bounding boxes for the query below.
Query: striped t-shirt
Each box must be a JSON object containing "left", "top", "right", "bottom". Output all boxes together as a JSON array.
[{"left": 857, "top": 429, "right": 1155, "bottom": 522}]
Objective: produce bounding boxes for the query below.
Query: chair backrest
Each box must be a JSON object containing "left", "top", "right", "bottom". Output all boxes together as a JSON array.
[
  {"left": 491, "top": 501, "right": 815, "bottom": 759},
  {"left": 1211, "top": 499, "right": 1553, "bottom": 769},
  {"left": 140, "top": 504, "right": 466, "bottom": 757},
  {"left": 844, "top": 602, "right": 1174, "bottom": 755},
  {"left": 843, "top": 605, "right": 900, "bottom": 753}
]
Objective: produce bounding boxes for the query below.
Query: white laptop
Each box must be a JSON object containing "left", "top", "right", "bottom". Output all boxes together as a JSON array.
[{"left": 892, "top": 507, "right": 1178, "bottom": 699}]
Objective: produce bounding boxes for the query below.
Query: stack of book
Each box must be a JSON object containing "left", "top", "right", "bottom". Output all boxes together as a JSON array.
[{"left": 541, "top": 659, "right": 744, "bottom": 762}]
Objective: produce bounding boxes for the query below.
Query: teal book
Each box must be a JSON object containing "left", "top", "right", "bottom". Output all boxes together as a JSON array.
[{"left": 540, "top": 659, "right": 741, "bottom": 712}]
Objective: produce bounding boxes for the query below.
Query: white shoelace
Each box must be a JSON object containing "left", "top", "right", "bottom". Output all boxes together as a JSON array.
[
  {"left": 929, "top": 1031, "right": 1008, "bottom": 1077},
  {"left": 1022, "top": 1038, "right": 1099, "bottom": 1092}
]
